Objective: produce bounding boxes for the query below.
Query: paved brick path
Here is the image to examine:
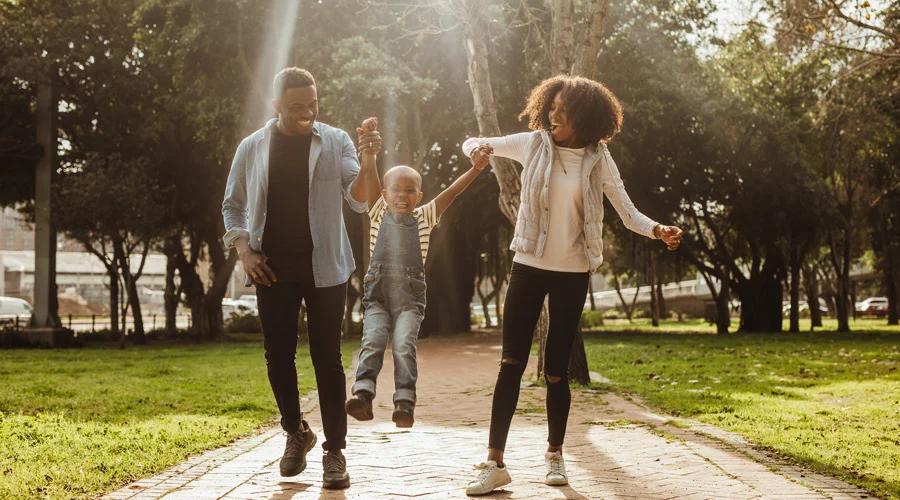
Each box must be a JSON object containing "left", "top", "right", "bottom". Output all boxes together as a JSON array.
[{"left": 106, "top": 331, "right": 872, "bottom": 499}]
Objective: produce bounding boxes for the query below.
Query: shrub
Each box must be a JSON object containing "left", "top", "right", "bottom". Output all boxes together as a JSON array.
[
  {"left": 580, "top": 310, "right": 605, "bottom": 328},
  {"left": 225, "top": 310, "right": 262, "bottom": 333}
]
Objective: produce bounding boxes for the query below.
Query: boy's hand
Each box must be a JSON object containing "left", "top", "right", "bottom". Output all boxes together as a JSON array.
[
  {"left": 654, "top": 224, "right": 683, "bottom": 251},
  {"left": 356, "top": 117, "right": 382, "bottom": 157},
  {"left": 471, "top": 144, "right": 493, "bottom": 171}
]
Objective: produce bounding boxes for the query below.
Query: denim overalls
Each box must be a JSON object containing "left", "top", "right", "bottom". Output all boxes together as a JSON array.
[{"left": 351, "top": 210, "right": 427, "bottom": 404}]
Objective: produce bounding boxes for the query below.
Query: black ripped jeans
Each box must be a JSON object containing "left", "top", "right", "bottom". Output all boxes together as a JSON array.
[{"left": 488, "top": 262, "right": 590, "bottom": 451}]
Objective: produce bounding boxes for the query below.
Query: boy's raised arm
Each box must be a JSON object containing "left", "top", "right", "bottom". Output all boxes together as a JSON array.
[
  {"left": 356, "top": 117, "right": 383, "bottom": 210},
  {"left": 433, "top": 144, "right": 492, "bottom": 217}
]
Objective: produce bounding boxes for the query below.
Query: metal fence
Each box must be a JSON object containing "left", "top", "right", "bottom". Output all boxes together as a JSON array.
[{"left": 1, "top": 314, "right": 193, "bottom": 333}]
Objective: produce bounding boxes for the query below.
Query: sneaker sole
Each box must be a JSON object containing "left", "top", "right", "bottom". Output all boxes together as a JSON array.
[
  {"left": 545, "top": 477, "right": 568, "bottom": 486},
  {"left": 391, "top": 410, "right": 414, "bottom": 428},
  {"left": 346, "top": 399, "right": 373, "bottom": 421},
  {"left": 279, "top": 431, "right": 318, "bottom": 477},
  {"left": 465, "top": 474, "right": 511, "bottom": 496}
]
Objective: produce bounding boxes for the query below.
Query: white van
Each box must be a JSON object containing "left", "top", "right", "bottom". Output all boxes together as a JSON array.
[{"left": 0, "top": 296, "right": 33, "bottom": 326}]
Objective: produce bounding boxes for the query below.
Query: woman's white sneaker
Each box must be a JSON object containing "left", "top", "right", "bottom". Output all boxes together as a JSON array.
[
  {"left": 465, "top": 460, "right": 511, "bottom": 495},
  {"left": 545, "top": 451, "right": 568, "bottom": 486}
]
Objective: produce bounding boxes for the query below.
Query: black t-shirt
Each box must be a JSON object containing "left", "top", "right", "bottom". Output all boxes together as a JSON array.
[{"left": 262, "top": 129, "right": 314, "bottom": 281}]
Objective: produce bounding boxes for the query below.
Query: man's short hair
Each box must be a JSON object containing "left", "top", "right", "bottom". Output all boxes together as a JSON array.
[{"left": 273, "top": 67, "right": 315, "bottom": 98}]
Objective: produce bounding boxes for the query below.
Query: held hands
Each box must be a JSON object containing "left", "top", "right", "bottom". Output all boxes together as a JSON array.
[
  {"left": 654, "top": 225, "right": 683, "bottom": 251},
  {"left": 356, "top": 117, "right": 383, "bottom": 158},
  {"left": 470, "top": 144, "right": 493, "bottom": 171}
]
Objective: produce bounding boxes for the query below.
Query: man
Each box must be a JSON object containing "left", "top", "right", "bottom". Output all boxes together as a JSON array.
[{"left": 222, "top": 67, "right": 380, "bottom": 489}]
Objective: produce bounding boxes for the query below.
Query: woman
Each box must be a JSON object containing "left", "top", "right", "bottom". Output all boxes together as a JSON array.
[{"left": 462, "top": 75, "right": 683, "bottom": 496}]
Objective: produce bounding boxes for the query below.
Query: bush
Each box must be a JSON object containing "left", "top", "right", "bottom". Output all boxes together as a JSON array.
[
  {"left": 580, "top": 310, "right": 605, "bottom": 328},
  {"left": 225, "top": 310, "right": 262, "bottom": 333}
]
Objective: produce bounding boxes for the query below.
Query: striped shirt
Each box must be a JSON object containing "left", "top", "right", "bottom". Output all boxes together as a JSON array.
[{"left": 368, "top": 197, "right": 441, "bottom": 265}]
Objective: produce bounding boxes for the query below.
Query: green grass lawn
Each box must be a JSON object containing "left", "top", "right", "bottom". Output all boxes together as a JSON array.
[
  {"left": 582, "top": 326, "right": 900, "bottom": 499},
  {"left": 587, "top": 316, "right": 900, "bottom": 334},
  {"left": 0, "top": 333, "right": 359, "bottom": 499}
]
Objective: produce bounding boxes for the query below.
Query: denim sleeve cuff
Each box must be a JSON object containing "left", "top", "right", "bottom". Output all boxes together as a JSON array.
[{"left": 345, "top": 190, "right": 368, "bottom": 214}]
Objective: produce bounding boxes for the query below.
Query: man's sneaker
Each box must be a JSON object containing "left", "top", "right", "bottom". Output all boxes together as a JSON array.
[
  {"left": 345, "top": 392, "right": 374, "bottom": 421},
  {"left": 391, "top": 400, "right": 415, "bottom": 428},
  {"left": 322, "top": 449, "right": 350, "bottom": 489},
  {"left": 279, "top": 420, "right": 317, "bottom": 477},
  {"left": 465, "top": 460, "right": 511, "bottom": 496},
  {"left": 544, "top": 451, "right": 568, "bottom": 486}
]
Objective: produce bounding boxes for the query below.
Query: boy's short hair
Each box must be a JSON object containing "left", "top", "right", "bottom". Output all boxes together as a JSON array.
[
  {"left": 383, "top": 165, "right": 422, "bottom": 189},
  {"left": 273, "top": 67, "right": 315, "bottom": 98}
]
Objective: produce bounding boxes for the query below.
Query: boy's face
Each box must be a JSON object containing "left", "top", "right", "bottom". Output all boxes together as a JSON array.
[{"left": 383, "top": 173, "right": 423, "bottom": 215}]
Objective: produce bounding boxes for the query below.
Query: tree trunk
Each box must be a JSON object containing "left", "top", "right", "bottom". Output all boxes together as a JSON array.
[
  {"left": 612, "top": 275, "right": 639, "bottom": 321},
  {"left": 828, "top": 223, "right": 853, "bottom": 332},
  {"left": 789, "top": 242, "right": 801, "bottom": 333},
  {"left": 114, "top": 238, "right": 146, "bottom": 344},
  {"left": 887, "top": 267, "right": 899, "bottom": 326},
  {"left": 550, "top": 0, "right": 575, "bottom": 74},
  {"left": 804, "top": 265, "right": 823, "bottom": 329},
  {"left": 716, "top": 277, "right": 731, "bottom": 334},
  {"left": 649, "top": 252, "right": 659, "bottom": 327},
  {"left": 571, "top": 0, "right": 610, "bottom": 79},
  {"left": 108, "top": 264, "right": 120, "bottom": 336},
  {"left": 699, "top": 269, "right": 730, "bottom": 335},
  {"left": 171, "top": 236, "right": 211, "bottom": 339},
  {"left": 736, "top": 272, "right": 783, "bottom": 332},
  {"left": 656, "top": 278, "right": 667, "bottom": 319},
  {"left": 202, "top": 232, "right": 236, "bottom": 340},
  {"left": 164, "top": 248, "right": 179, "bottom": 335},
  {"left": 588, "top": 278, "right": 597, "bottom": 311}
]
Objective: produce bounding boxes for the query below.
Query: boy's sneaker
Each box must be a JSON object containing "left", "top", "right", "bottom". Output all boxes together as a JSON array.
[
  {"left": 322, "top": 449, "right": 350, "bottom": 489},
  {"left": 544, "top": 451, "right": 568, "bottom": 486},
  {"left": 465, "top": 460, "right": 511, "bottom": 496},
  {"left": 345, "top": 391, "right": 374, "bottom": 421},
  {"left": 279, "top": 420, "right": 317, "bottom": 477},
  {"left": 391, "top": 400, "right": 415, "bottom": 428}
]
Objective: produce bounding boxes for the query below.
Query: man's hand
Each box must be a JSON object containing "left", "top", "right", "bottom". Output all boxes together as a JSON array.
[
  {"left": 654, "top": 225, "right": 683, "bottom": 251},
  {"left": 471, "top": 144, "right": 493, "bottom": 171},
  {"left": 356, "top": 117, "right": 382, "bottom": 158},
  {"left": 235, "top": 241, "right": 277, "bottom": 286}
]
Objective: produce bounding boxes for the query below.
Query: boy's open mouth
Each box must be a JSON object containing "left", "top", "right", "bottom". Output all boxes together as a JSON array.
[{"left": 297, "top": 119, "right": 313, "bottom": 128}]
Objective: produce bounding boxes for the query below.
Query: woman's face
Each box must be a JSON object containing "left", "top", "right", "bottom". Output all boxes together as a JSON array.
[{"left": 549, "top": 92, "right": 577, "bottom": 146}]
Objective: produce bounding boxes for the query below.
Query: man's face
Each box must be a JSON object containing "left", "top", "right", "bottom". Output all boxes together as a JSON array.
[
  {"left": 383, "top": 173, "right": 423, "bottom": 215},
  {"left": 273, "top": 85, "right": 318, "bottom": 135}
]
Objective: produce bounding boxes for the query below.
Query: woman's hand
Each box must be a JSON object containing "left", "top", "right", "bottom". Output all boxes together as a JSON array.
[
  {"left": 471, "top": 144, "right": 493, "bottom": 171},
  {"left": 654, "top": 224, "right": 683, "bottom": 251},
  {"left": 356, "top": 117, "right": 382, "bottom": 157}
]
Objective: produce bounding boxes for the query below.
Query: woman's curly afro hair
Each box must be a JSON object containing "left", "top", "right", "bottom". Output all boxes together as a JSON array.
[{"left": 519, "top": 74, "right": 624, "bottom": 145}]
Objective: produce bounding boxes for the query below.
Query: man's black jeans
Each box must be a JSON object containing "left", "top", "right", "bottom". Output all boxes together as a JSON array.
[{"left": 256, "top": 256, "right": 347, "bottom": 451}]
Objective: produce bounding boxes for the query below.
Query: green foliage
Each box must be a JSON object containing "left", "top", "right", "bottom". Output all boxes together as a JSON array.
[{"left": 223, "top": 310, "right": 261, "bottom": 334}]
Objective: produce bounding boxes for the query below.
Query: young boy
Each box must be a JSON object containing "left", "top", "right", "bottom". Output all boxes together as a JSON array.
[{"left": 346, "top": 117, "right": 491, "bottom": 427}]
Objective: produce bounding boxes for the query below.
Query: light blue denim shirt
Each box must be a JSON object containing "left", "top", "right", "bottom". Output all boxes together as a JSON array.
[{"left": 222, "top": 119, "right": 368, "bottom": 287}]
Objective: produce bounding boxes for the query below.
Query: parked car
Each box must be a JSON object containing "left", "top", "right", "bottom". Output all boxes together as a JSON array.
[
  {"left": 782, "top": 299, "right": 829, "bottom": 317},
  {"left": 223, "top": 294, "right": 258, "bottom": 318},
  {"left": 0, "top": 296, "right": 33, "bottom": 326},
  {"left": 855, "top": 297, "right": 889, "bottom": 317}
]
